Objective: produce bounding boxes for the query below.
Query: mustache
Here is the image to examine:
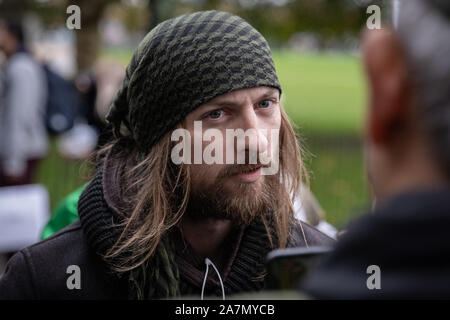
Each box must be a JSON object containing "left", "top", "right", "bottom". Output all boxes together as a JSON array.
[{"left": 217, "top": 163, "right": 270, "bottom": 179}]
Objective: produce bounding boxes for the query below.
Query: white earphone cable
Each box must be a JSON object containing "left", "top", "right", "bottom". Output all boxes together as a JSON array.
[{"left": 201, "top": 258, "right": 226, "bottom": 300}]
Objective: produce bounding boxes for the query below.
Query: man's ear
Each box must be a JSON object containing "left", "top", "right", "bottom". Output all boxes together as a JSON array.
[{"left": 362, "top": 28, "right": 411, "bottom": 145}]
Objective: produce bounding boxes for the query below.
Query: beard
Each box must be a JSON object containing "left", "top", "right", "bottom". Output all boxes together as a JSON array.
[{"left": 185, "top": 164, "right": 280, "bottom": 226}]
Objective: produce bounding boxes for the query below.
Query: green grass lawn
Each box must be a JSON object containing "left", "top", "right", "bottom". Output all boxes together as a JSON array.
[
  {"left": 35, "top": 140, "right": 89, "bottom": 210},
  {"left": 37, "top": 49, "right": 370, "bottom": 229},
  {"left": 306, "top": 139, "right": 369, "bottom": 228},
  {"left": 272, "top": 51, "right": 370, "bottom": 228},
  {"left": 274, "top": 50, "right": 367, "bottom": 135}
]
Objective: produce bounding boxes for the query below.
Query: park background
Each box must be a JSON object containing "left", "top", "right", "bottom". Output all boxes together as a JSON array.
[{"left": 1, "top": 0, "right": 391, "bottom": 230}]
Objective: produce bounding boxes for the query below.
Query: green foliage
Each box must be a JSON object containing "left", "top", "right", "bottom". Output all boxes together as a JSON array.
[{"left": 237, "top": 0, "right": 367, "bottom": 43}]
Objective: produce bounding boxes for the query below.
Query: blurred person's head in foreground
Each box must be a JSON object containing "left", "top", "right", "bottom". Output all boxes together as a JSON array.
[
  {"left": 0, "top": 10, "right": 334, "bottom": 300},
  {"left": 0, "top": 18, "right": 24, "bottom": 57},
  {"left": 363, "top": 0, "right": 450, "bottom": 203},
  {"left": 301, "top": 0, "right": 450, "bottom": 299}
]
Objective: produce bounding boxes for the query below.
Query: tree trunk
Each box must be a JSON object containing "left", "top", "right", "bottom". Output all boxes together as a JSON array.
[
  {"left": 73, "top": 0, "right": 110, "bottom": 72},
  {"left": 148, "top": 0, "right": 161, "bottom": 31}
]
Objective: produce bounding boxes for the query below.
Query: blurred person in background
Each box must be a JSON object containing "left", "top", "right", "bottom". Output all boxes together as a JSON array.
[
  {"left": 56, "top": 62, "right": 125, "bottom": 160},
  {"left": 74, "top": 70, "right": 98, "bottom": 129},
  {"left": 91, "top": 60, "right": 125, "bottom": 147},
  {"left": 0, "top": 18, "right": 48, "bottom": 186},
  {"left": 301, "top": 0, "right": 450, "bottom": 299}
]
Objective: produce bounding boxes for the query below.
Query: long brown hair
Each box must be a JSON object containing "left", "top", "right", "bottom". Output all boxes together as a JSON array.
[{"left": 99, "top": 106, "right": 308, "bottom": 273}]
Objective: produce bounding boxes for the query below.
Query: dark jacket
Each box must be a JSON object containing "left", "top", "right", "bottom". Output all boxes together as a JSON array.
[
  {"left": 0, "top": 220, "right": 333, "bottom": 300},
  {"left": 0, "top": 160, "right": 335, "bottom": 300},
  {"left": 0, "top": 221, "right": 127, "bottom": 299},
  {"left": 301, "top": 188, "right": 450, "bottom": 299}
]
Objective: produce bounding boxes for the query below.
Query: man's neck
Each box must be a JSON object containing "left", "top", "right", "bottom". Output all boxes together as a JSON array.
[
  {"left": 376, "top": 137, "right": 449, "bottom": 202},
  {"left": 178, "top": 217, "right": 232, "bottom": 258}
]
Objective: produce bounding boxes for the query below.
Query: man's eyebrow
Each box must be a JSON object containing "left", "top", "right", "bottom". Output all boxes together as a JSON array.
[
  {"left": 213, "top": 89, "right": 280, "bottom": 107},
  {"left": 259, "top": 88, "right": 280, "bottom": 99}
]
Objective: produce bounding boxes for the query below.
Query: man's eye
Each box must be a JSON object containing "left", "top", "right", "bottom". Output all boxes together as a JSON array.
[
  {"left": 258, "top": 100, "right": 273, "bottom": 108},
  {"left": 208, "top": 109, "right": 223, "bottom": 119}
]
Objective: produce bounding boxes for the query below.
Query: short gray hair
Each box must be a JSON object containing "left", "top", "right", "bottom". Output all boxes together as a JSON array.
[{"left": 397, "top": 0, "right": 450, "bottom": 175}]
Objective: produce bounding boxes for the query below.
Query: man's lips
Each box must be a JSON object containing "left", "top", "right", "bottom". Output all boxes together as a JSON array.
[{"left": 232, "top": 166, "right": 262, "bottom": 183}]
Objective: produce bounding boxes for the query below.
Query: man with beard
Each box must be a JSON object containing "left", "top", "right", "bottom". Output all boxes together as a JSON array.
[{"left": 0, "top": 10, "right": 334, "bottom": 300}]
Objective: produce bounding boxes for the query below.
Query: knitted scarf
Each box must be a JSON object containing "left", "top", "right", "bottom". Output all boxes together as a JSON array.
[
  {"left": 128, "top": 234, "right": 180, "bottom": 299},
  {"left": 78, "top": 166, "right": 183, "bottom": 300}
]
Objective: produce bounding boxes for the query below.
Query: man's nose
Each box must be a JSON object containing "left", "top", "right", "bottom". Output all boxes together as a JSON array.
[{"left": 238, "top": 107, "right": 269, "bottom": 156}]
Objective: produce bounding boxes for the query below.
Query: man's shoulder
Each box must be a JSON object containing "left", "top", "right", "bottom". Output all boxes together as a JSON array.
[
  {"left": 8, "top": 221, "right": 80, "bottom": 262},
  {"left": 24, "top": 221, "right": 90, "bottom": 263},
  {"left": 0, "top": 221, "right": 126, "bottom": 299},
  {"left": 289, "top": 221, "right": 336, "bottom": 248},
  {"left": 33, "top": 220, "right": 84, "bottom": 246}
]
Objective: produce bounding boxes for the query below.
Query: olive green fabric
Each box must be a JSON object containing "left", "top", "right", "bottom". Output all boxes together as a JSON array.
[{"left": 107, "top": 10, "right": 281, "bottom": 152}]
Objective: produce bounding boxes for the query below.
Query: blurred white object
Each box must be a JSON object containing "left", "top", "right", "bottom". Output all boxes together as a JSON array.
[
  {"left": 0, "top": 184, "right": 50, "bottom": 253},
  {"left": 57, "top": 122, "right": 98, "bottom": 159}
]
